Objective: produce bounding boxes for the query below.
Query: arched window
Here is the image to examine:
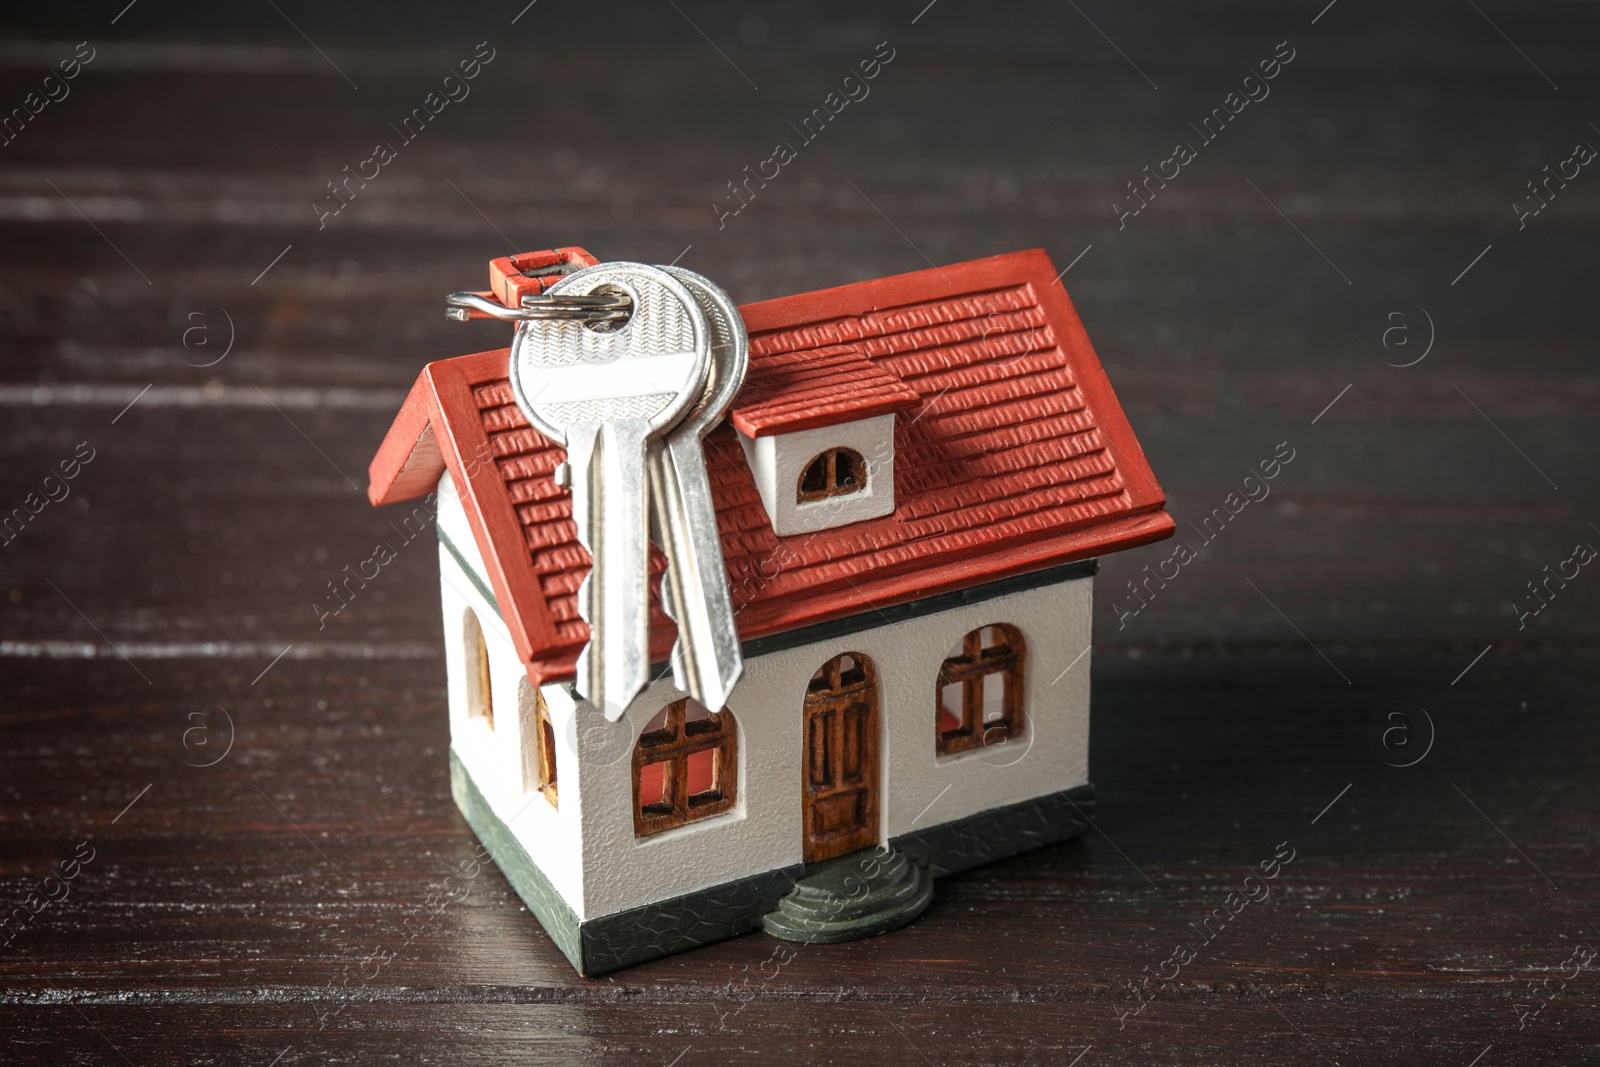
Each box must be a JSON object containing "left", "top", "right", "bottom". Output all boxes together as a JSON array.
[
  {"left": 463, "top": 607, "right": 494, "bottom": 729},
  {"left": 632, "top": 698, "right": 737, "bottom": 836},
  {"left": 936, "top": 624, "right": 1026, "bottom": 756},
  {"left": 519, "top": 678, "right": 557, "bottom": 808},
  {"left": 797, "top": 447, "right": 866, "bottom": 503}
]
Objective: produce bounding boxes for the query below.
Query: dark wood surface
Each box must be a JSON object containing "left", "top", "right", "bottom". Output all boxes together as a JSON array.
[{"left": 3, "top": 2, "right": 1598, "bottom": 1063}]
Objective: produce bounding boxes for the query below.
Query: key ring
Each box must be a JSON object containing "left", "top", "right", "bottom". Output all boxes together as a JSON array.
[{"left": 444, "top": 290, "right": 633, "bottom": 324}]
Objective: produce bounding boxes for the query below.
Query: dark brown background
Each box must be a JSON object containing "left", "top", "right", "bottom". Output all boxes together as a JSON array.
[{"left": 2, "top": 1, "right": 1598, "bottom": 1063}]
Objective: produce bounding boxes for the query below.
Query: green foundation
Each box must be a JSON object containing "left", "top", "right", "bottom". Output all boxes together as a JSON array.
[{"left": 451, "top": 747, "right": 1094, "bottom": 975}]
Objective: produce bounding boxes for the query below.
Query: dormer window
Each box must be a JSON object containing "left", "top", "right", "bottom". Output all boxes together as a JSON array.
[
  {"left": 731, "top": 345, "right": 920, "bottom": 536},
  {"left": 798, "top": 447, "right": 866, "bottom": 503}
]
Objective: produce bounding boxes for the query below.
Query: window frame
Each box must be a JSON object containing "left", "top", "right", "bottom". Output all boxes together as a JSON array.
[
  {"left": 463, "top": 607, "right": 494, "bottom": 729},
  {"left": 519, "top": 679, "right": 558, "bottom": 808},
  {"left": 632, "top": 699, "right": 738, "bottom": 836},
  {"left": 935, "top": 624, "right": 1027, "bottom": 757},
  {"left": 797, "top": 447, "right": 868, "bottom": 504}
]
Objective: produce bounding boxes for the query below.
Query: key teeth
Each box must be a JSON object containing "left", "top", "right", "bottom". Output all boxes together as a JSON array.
[
  {"left": 659, "top": 572, "right": 680, "bottom": 623},
  {"left": 576, "top": 659, "right": 642, "bottom": 723},
  {"left": 536, "top": 262, "right": 745, "bottom": 733},
  {"left": 601, "top": 690, "right": 634, "bottom": 722},
  {"left": 669, "top": 643, "right": 741, "bottom": 714},
  {"left": 576, "top": 648, "right": 648, "bottom": 723},
  {"left": 661, "top": 572, "right": 743, "bottom": 711},
  {"left": 706, "top": 661, "right": 744, "bottom": 714},
  {"left": 573, "top": 568, "right": 639, "bottom": 722}
]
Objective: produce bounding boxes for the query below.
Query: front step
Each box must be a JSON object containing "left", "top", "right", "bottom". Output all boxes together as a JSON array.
[{"left": 760, "top": 846, "right": 933, "bottom": 944}]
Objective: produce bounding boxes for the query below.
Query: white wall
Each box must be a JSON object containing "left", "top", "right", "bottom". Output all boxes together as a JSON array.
[
  {"left": 436, "top": 472, "right": 588, "bottom": 918},
  {"left": 736, "top": 413, "right": 896, "bottom": 535},
  {"left": 436, "top": 473, "right": 1095, "bottom": 925},
  {"left": 575, "top": 572, "right": 1094, "bottom": 919}
]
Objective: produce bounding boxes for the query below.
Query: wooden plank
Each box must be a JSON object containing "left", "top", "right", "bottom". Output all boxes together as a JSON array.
[
  {"left": 3, "top": 7, "right": 1600, "bottom": 1061},
  {"left": 1, "top": 649, "right": 1596, "bottom": 1063}
]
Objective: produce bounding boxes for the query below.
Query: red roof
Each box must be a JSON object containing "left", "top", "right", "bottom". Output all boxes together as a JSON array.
[
  {"left": 730, "top": 344, "right": 922, "bottom": 437},
  {"left": 368, "top": 249, "right": 1173, "bottom": 687}
]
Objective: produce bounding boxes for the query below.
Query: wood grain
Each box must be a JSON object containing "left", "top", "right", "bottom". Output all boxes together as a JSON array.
[
  {"left": 2, "top": 2, "right": 1598, "bottom": 1062},
  {"left": 802, "top": 652, "right": 881, "bottom": 863}
]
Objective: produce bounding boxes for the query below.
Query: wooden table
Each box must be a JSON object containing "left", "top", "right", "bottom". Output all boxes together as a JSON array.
[{"left": 3, "top": 3, "right": 1597, "bottom": 1063}]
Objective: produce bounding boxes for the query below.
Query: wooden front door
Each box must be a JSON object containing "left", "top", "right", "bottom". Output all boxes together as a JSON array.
[{"left": 802, "top": 652, "right": 880, "bottom": 863}]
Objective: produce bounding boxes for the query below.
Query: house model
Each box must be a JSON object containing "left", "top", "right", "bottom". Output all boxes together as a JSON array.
[{"left": 367, "top": 247, "right": 1173, "bottom": 975}]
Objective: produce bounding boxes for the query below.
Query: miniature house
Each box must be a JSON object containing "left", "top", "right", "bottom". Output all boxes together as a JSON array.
[{"left": 367, "top": 249, "right": 1173, "bottom": 974}]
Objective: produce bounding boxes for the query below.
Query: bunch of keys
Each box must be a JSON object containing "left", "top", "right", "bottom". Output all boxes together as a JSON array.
[{"left": 450, "top": 263, "right": 748, "bottom": 720}]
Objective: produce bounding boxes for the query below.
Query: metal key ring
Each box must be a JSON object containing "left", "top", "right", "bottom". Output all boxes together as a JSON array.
[{"left": 444, "top": 290, "right": 633, "bottom": 324}]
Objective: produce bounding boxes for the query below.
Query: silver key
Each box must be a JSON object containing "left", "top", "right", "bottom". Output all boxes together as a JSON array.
[
  {"left": 508, "top": 264, "right": 711, "bottom": 719},
  {"left": 649, "top": 267, "right": 750, "bottom": 712}
]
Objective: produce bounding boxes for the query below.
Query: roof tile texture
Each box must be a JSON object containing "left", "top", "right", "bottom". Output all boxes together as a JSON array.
[{"left": 367, "top": 249, "right": 1173, "bottom": 683}]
